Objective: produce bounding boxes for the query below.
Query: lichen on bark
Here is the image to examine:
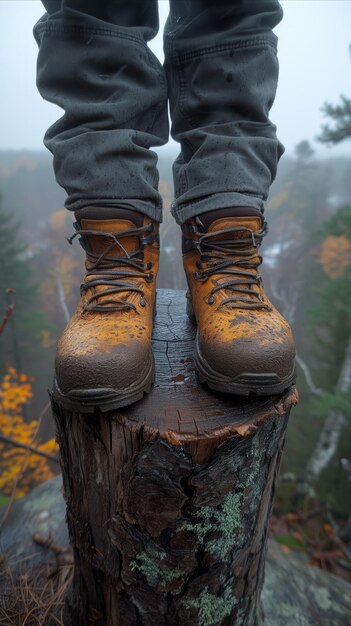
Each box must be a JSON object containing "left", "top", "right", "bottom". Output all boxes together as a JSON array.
[
  {"left": 182, "top": 586, "right": 238, "bottom": 626},
  {"left": 130, "top": 545, "right": 183, "bottom": 587},
  {"left": 177, "top": 433, "right": 265, "bottom": 561}
]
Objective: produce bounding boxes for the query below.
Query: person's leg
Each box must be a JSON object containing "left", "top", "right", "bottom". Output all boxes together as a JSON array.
[
  {"left": 34, "top": 0, "right": 168, "bottom": 220},
  {"left": 34, "top": 1, "right": 167, "bottom": 411},
  {"left": 165, "top": 0, "right": 284, "bottom": 224},
  {"left": 165, "top": 0, "right": 296, "bottom": 397}
]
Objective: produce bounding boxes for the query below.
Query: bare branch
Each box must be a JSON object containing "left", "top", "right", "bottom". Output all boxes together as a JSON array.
[
  {"left": 0, "top": 433, "right": 59, "bottom": 463},
  {"left": 266, "top": 274, "right": 301, "bottom": 324},
  {"left": 304, "top": 409, "right": 345, "bottom": 484},
  {"left": 295, "top": 353, "right": 324, "bottom": 396},
  {"left": 0, "top": 288, "right": 15, "bottom": 336},
  {"left": 302, "top": 334, "right": 351, "bottom": 487},
  {"left": 0, "top": 401, "right": 51, "bottom": 532},
  {"left": 267, "top": 276, "right": 286, "bottom": 305}
]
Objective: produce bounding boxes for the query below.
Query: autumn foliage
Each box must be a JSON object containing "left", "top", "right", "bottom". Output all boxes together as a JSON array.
[
  {"left": 319, "top": 234, "right": 351, "bottom": 279},
  {"left": 0, "top": 368, "right": 58, "bottom": 497}
]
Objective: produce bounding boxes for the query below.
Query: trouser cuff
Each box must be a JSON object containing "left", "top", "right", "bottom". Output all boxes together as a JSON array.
[{"left": 171, "top": 192, "right": 264, "bottom": 225}]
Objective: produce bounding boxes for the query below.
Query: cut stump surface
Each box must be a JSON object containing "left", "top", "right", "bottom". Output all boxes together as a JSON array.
[{"left": 108, "top": 288, "right": 298, "bottom": 464}]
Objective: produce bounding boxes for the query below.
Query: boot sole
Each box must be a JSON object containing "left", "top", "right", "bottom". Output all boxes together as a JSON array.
[
  {"left": 52, "top": 357, "right": 155, "bottom": 414},
  {"left": 187, "top": 295, "right": 296, "bottom": 396}
]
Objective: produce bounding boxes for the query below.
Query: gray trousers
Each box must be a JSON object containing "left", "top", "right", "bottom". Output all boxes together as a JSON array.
[{"left": 34, "top": 0, "right": 284, "bottom": 224}]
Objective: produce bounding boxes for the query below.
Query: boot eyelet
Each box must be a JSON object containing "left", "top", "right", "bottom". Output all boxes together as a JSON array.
[
  {"left": 140, "top": 298, "right": 146, "bottom": 307},
  {"left": 146, "top": 273, "right": 154, "bottom": 282},
  {"left": 208, "top": 296, "right": 215, "bottom": 305},
  {"left": 193, "top": 271, "right": 201, "bottom": 280},
  {"left": 146, "top": 261, "right": 153, "bottom": 270}
]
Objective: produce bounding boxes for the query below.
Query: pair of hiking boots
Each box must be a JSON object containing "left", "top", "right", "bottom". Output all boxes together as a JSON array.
[{"left": 53, "top": 207, "right": 296, "bottom": 412}]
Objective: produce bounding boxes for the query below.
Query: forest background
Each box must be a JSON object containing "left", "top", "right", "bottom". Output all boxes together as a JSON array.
[{"left": 1, "top": 0, "right": 351, "bottom": 581}]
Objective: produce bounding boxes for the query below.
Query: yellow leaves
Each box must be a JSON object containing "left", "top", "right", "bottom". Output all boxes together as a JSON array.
[
  {"left": 0, "top": 367, "right": 32, "bottom": 411},
  {"left": 56, "top": 253, "right": 79, "bottom": 301},
  {"left": 40, "top": 329, "right": 56, "bottom": 349},
  {"left": 50, "top": 209, "right": 75, "bottom": 234},
  {"left": 50, "top": 209, "right": 68, "bottom": 231},
  {"left": 0, "top": 368, "right": 58, "bottom": 497},
  {"left": 319, "top": 235, "right": 351, "bottom": 278},
  {"left": 38, "top": 276, "right": 56, "bottom": 312}
]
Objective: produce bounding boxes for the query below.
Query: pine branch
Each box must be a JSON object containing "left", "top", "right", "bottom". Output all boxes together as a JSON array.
[{"left": 318, "top": 95, "right": 351, "bottom": 144}]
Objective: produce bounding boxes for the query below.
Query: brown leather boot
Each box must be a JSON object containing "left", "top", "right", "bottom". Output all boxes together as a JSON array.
[
  {"left": 182, "top": 207, "right": 296, "bottom": 396},
  {"left": 53, "top": 207, "right": 159, "bottom": 412}
]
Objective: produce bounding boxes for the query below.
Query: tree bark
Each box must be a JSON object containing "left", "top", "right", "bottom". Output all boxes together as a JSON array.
[
  {"left": 2, "top": 477, "right": 351, "bottom": 626},
  {"left": 52, "top": 289, "right": 298, "bottom": 626}
]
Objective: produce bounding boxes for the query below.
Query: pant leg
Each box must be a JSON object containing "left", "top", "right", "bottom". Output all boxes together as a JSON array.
[
  {"left": 164, "top": 0, "right": 284, "bottom": 224},
  {"left": 34, "top": 0, "right": 169, "bottom": 221}
]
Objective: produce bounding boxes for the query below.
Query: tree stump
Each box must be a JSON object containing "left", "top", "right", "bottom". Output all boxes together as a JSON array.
[
  {"left": 52, "top": 289, "right": 298, "bottom": 626},
  {"left": 2, "top": 477, "right": 351, "bottom": 626}
]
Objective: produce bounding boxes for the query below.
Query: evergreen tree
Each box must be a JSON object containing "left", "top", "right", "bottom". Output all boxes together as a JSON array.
[
  {"left": 319, "top": 44, "right": 351, "bottom": 144},
  {"left": 308, "top": 206, "right": 351, "bottom": 389},
  {"left": 0, "top": 196, "right": 52, "bottom": 373},
  {"left": 319, "top": 96, "right": 351, "bottom": 145}
]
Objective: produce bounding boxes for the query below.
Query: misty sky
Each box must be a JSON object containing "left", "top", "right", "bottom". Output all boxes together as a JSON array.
[{"left": 0, "top": 0, "right": 350, "bottom": 157}]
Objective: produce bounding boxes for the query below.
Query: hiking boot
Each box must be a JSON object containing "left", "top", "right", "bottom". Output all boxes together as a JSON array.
[
  {"left": 182, "top": 207, "right": 296, "bottom": 396},
  {"left": 53, "top": 207, "right": 159, "bottom": 412}
]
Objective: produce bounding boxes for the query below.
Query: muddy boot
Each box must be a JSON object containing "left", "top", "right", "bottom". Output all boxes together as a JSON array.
[
  {"left": 53, "top": 207, "right": 159, "bottom": 412},
  {"left": 182, "top": 207, "right": 296, "bottom": 396}
]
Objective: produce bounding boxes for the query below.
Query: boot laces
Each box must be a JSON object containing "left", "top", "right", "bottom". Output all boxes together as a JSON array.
[
  {"left": 67, "top": 222, "right": 155, "bottom": 312},
  {"left": 192, "top": 218, "right": 271, "bottom": 310}
]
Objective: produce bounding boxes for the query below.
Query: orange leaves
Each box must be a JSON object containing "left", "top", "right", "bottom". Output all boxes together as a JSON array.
[
  {"left": 0, "top": 368, "right": 58, "bottom": 497},
  {"left": 39, "top": 329, "right": 56, "bottom": 349},
  {"left": 50, "top": 209, "right": 68, "bottom": 231},
  {"left": 319, "top": 234, "right": 351, "bottom": 278}
]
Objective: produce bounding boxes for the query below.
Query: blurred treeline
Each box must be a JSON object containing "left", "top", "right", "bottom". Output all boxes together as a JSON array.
[{"left": 0, "top": 144, "right": 350, "bottom": 520}]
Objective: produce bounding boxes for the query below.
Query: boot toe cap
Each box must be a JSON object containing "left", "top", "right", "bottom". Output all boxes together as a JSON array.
[
  {"left": 55, "top": 341, "right": 152, "bottom": 395},
  {"left": 197, "top": 322, "right": 295, "bottom": 384},
  {"left": 54, "top": 309, "right": 153, "bottom": 398}
]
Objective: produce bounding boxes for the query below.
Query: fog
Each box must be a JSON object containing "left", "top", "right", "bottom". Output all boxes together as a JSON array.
[
  {"left": 0, "top": 2, "right": 351, "bottom": 557},
  {"left": 0, "top": 0, "right": 350, "bottom": 156}
]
